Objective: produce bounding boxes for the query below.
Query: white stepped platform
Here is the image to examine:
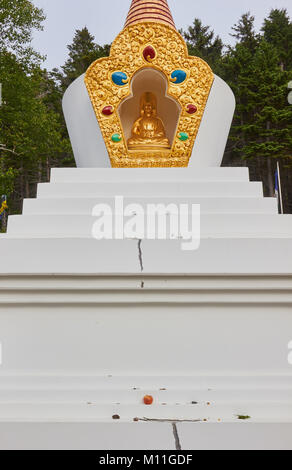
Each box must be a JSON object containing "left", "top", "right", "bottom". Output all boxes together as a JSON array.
[
  {"left": 7, "top": 213, "right": 292, "bottom": 237},
  {"left": 0, "top": 422, "right": 291, "bottom": 450},
  {"left": 50, "top": 167, "right": 250, "bottom": 182},
  {"left": 0, "top": 376, "right": 291, "bottom": 423},
  {"left": 23, "top": 196, "right": 278, "bottom": 215},
  {"left": 0, "top": 273, "right": 291, "bottom": 449},
  {"left": 1, "top": 238, "right": 292, "bottom": 273},
  {"left": 37, "top": 181, "right": 263, "bottom": 198},
  {"left": 0, "top": 167, "right": 292, "bottom": 449}
]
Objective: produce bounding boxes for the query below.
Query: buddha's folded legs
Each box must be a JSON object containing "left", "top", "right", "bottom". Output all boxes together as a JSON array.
[
  {"left": 128, "top": 137, "right": 170, "bottom": 149},
  {"left": 128, "top": 137, "right": 169, "bottom": 144}
]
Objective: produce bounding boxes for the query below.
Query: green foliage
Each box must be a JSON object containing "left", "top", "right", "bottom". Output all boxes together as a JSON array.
[
  {"left": 219, "top": 12, "right": 292, "bottom": 197},
  {"left": 230, "top": 12, "right": 259, "bottom": 52},
  {"left": 181, "top": 18, "right": 223, "bottom": 72},
  {"left": 0, "top": 0, "right": 45, "bottom": 63},
  {"left": 0, "top": 0, "right": 71, "bottom": 224},
  {"left": 0, "top": 50, "right": 71, "bottom": 209},
  {"left": 58, "top": 27, "right": 110, "bottom": 89},
  {"left": 223, "top": 38, "right": 292, "bottom": 161},
  {"left": 0, "top": 165, "right": 16, "bottom": 196},
  {"left": 262, "top": 9, "right": 292, "bottom": 71}
]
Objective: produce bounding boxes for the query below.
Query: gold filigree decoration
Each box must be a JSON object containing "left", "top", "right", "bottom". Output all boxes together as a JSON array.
[{"left": 85, "top": 23, "right": 214, "bottom": 168}]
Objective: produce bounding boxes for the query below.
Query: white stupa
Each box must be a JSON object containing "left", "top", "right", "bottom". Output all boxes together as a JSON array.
[{"left": 0, "top": 0, "right": 291, "bottom": 450}]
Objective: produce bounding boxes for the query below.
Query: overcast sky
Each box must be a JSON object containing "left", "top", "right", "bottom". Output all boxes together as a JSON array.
[{"left": 32, "top": 0, "right": 292, "bottom": 70}]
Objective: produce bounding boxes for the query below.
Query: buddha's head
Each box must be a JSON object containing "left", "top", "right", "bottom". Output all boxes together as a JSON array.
[{"left": 140, "top": 92, "right": 157, "bottom": 118}]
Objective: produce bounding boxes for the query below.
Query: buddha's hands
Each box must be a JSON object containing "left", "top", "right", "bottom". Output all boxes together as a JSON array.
[
  {"left": 132, "top": 123, "right": 141, "bottom": 136},
  {"left": 145, "top": 130, "right": 155, "bottom": 138},
  {"left": 156, "top": 132, "right": 164, "bottom": 138}
]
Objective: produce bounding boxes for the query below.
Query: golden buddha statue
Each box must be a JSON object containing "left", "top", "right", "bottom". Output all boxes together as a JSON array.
[{"left": 128, "top": 92, "right": 170, "bottom": 150}]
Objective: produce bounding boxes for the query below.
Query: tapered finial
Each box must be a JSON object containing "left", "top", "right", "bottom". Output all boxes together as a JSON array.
[{"left": 125, "top": 0, "right": 176, "bottom": 29}]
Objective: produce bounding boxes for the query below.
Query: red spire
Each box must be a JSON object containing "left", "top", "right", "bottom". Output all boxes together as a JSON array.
[{"left": 125, "top": 0, "right": 176, "bottom": 30}]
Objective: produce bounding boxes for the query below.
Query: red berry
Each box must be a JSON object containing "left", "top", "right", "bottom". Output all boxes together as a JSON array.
[{"left": 143, "top": 395, "right": 154, "bottom": 405}]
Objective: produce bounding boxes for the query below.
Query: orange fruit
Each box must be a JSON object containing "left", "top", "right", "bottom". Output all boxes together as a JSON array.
[{"left": 143, "top": 395, "right": 154, "bottom": 405}]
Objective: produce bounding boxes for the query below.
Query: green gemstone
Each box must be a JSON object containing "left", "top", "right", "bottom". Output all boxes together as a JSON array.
[
  {"left": 178, "top": 132, "right": 189, "bottom": 142},
  {"left": 111, "top": 133, "right": 122, "bottom": 143}
]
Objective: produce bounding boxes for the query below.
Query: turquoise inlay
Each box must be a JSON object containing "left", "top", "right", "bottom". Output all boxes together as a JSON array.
[
  {"left": 170, "top": 70, "right": 187, "bottom": 84},
  {"left": 111, "top": 133, "right": 122, "bottom": 143},
  {"left": 112, "top": 71, "right": 129, "bottom": 86}
]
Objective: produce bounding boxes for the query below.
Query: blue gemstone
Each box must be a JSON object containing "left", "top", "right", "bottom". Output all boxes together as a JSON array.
[
  {"left": 171, "top": 70, "right": 187, "bottom": 84},
  {"left": 112, "top": 71, "right": 128, "bottom": 86}
]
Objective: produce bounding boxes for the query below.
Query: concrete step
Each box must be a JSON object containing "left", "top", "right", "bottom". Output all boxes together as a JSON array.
[
  {"left": 0, "top": 386, "right": 291, "bottom": 405},
  {"left": 0, "top": 237, "right": 292, "bottom": 274},
  {"left": 0, "top": 376, "right": 291, "bottom": 424},
  {"left": 22, "top": 196, "right": 278, "bottom": 215},
  {"left": 37, "top": 181, "right": 263, "bottom": 198},
  {"left": 0, "top": 401, "right": 290, "bottom": 423},
  {"left": 7, "top": 213, "right": 292, "bottom": 237},
  {"left": 50, "top": 167, "right": 250, "bottom": 183},
  {"left": 0, "top": 422, "right": 291, "bottom": 450}
]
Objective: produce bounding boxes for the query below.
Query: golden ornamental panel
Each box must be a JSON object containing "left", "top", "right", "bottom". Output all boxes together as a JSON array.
[{"left": 85, "top": 23, "right": 214, "bottom": 168}]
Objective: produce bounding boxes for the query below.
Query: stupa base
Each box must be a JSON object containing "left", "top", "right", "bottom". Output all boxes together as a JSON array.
[{"left": 0, "top": 167, "right": 291, "bottom": 449}]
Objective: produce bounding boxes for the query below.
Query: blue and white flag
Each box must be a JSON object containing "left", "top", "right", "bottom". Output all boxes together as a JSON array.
[
  {"left": 275, "top": 165, "right": 284, "bottom": 214},
  {"left": 275, "top": 170, "right": 279, "bottom": 199}
]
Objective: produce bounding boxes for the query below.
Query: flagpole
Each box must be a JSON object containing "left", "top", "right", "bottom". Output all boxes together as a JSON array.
[{"left": 277, "top": 161, "right": 284, "bottom": 214}]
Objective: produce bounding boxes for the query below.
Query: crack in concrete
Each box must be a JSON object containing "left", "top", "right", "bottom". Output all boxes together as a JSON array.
[
  {"left": 136, "top": 417, "right": 201, "bottom": 423},
  {"left": 172, "top": 423, "right": 182, "bottom": 451},
  {"left": 135, "top": 417, "right": 200, "bottom": 449},
  {"left": 138, "top": 239, "right": 144, "bottom": 272}
]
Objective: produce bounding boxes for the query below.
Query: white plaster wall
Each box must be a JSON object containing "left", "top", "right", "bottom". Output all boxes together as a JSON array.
[
  {"left": 0, "top": 302, "right": 291, "bottom": 374},
  {"left": 62, "top": 74, "right": 110, "bottom": 168},
  {"left": 189, "top": 75, "right": 235, "bottom": 167}
]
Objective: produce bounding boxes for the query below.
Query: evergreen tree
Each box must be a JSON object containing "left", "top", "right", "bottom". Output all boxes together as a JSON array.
[
  {"left": 222, "top": 29, "right": 292, "bottom": 195},
  {"left": 181, "top": 19, "right": 223, "bottom": 72},
  {"left": 262, "top": 9, "right": 292, "bottom": 71},
  {"left": 59, "top": 27, "right": 110, "bottom": 89},
  {"left": 230, "top": 12, "right": 259, "bottom": 52}
]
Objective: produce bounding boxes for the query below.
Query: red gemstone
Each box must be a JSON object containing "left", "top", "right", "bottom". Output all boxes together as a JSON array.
[
  {"left": 102, "top": 105, "right": 114, "bottom": 116},
  {"left": 143, "top": 46, "right": 156, "bottom": 62},
  {"left": 186, "top": 104, "right": 197, "bottom": 115}
]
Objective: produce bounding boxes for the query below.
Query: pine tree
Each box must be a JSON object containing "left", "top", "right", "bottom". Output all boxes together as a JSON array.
[
  {"left": 222, "top": 34, "right": 292, "bottom": 195},
  {"left": 221, "top": 13, "right": 258, "bottom": 169},
  {"left": 181, "top": 19, "right": 223, "bottom": 72},
  {"left": 60, "top": 27, "right": 110, "bottom": 89},
  {"left": 230, "top": 12, "right": 259, "bottom": 52},
  {"left": 262, "top": 9, "right": 292, "bottom": 71}
]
